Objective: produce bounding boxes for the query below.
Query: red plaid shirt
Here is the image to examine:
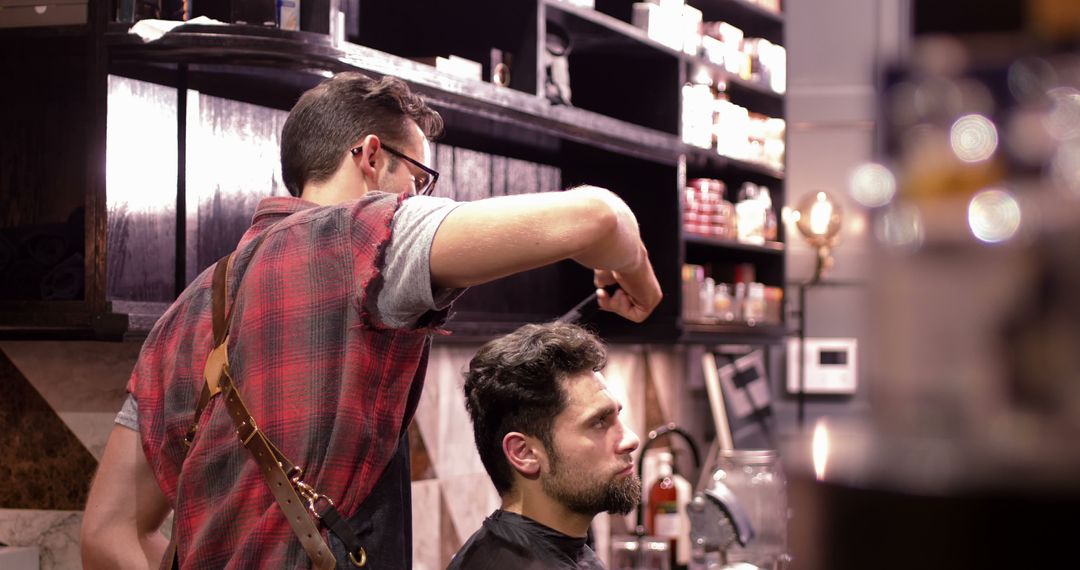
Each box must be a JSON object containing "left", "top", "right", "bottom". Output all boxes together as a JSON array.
[{"left": 129, "top": 192, "right": 445, "bottom": 568}]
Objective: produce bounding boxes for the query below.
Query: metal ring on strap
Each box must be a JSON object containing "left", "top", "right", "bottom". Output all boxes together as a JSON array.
[{"left": 348, "top": 547, "right": 368, "bottom": 568}]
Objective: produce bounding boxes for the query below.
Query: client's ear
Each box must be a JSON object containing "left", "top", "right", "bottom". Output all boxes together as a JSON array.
[{"left": 502, "top": 432, "right": 542, "bottom": 478}]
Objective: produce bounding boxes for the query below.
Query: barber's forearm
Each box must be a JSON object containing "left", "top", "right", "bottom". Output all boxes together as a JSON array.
[
  {"left": 141, "top": 530, "right": 169, "bottom": 568},
  {"left": 82, "top": 531, "right": 153, "bottom": 570},
  {"left": 567, "top": 186, "right": 645, "bottom": 274}
]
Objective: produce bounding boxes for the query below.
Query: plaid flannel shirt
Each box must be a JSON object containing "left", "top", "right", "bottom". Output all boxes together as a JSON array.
[{"left": 129, "top": 192, "right": 446, "bottom": 568}]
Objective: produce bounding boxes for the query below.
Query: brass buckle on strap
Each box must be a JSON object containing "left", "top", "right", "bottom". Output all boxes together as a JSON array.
[
  {"left": 235, "top": 418, "right": 259, "bottom": 447},
  {"left": 288, "top": 467, "right": 336, "bottom": 520},
  {"left": 296, "top": 479, "right": 335, "bottom": 520}
]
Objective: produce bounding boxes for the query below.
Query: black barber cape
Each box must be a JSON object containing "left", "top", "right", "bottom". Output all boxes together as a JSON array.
[{"left": 447, "top": 510, "right": 605, "bottom": 570}]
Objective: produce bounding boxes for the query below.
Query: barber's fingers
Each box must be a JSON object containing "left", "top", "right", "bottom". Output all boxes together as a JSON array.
[
  {"left": 594, "top": 269, "right": 617, "bottom": 288},
  {"left": 596, "top": 276, "right": 662, "bottom": 323}
]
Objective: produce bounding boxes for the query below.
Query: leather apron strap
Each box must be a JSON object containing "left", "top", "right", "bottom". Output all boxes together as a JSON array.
[{"left": 163, "top": 234, "right": 366, "bottom": 569}]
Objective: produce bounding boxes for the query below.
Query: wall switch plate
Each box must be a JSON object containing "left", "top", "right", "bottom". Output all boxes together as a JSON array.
[{"left": 787, "top": 337, "right": 858, "bottom": 394}]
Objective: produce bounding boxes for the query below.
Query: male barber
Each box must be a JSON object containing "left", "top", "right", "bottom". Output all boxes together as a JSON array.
[
  {"left": 81, "top": 71, "right": 660, "bottom": 569},
  {"left": 450, "top": 322, "right": 641, "bottom": 569}
]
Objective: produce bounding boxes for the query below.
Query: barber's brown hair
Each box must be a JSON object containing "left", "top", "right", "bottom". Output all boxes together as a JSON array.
[{"left": 280, "top": 72, "right": 443, "bottom": 196}]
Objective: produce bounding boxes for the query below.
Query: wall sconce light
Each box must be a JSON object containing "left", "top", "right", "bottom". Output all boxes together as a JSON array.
[
  {"left": 793, "top": 191, "right": 846, "bottom": 429},
  {"left": 795, "top": 191, "right": 843, "bottom": 284}
]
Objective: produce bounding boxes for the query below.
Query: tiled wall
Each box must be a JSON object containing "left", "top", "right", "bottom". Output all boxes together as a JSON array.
[{"left": 0, "top": 339, "right": 695, "bottom": 569}]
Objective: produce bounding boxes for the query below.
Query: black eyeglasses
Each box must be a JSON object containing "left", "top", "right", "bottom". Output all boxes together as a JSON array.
[{"left": 351, "top": 143, "right": 439, "bottom": 196}]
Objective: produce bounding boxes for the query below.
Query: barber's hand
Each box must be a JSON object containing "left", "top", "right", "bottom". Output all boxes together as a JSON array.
[{"left": 593, "top": 251, "right": 662, "bottom": 323}]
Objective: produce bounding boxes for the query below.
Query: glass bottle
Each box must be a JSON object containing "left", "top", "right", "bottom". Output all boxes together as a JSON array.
[
  {"left": 736, "top": 182, "right": 765, "bottom": 244},
  {"left": 648, "top": 451, "right": 680, "bottom": 569},
  {"left": 760, "top": 186, "right": 778, "bottom": 242},
  {"left": 713, "top": 283, "right": 735, "bottom": 322}
]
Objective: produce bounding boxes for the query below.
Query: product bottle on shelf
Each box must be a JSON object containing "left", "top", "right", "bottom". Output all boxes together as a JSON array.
[
  {"left": 735, "top": 182, "right": 766, "bottom": 244},
  {"left": 714, "top": 283, "right": 735, "bottom": 322},
  {"left": 701, "top": 277, "right": 716, "bottom": 319},
  {"left": 760, "top": 186, "right": 778, "bottom": 242}
]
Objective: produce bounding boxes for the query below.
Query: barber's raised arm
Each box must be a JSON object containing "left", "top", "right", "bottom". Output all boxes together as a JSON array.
[{"left": 429, "top": 186, "right": 662, "bottom": 322}]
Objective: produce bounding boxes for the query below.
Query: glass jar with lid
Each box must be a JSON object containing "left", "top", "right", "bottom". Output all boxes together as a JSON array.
[{"left": 708, "top": 449, "right": 789, "bottom": 569}]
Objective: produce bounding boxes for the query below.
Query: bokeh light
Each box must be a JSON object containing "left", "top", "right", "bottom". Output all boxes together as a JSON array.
[
  {"left": 1044, "top": 87, "right": 1080, "bottom": 140},
  {"left": 967, "top": 189, "right": 1021, "bottom": 243},
  {"left": 1007, "top": 57, "right": 1057, "bottom": 104},
  {"left": 849, "top": 162, "right": 897, "bottom": 207},
  {"left": 950, "top": 114, "right": 998, "bottom": 162}
]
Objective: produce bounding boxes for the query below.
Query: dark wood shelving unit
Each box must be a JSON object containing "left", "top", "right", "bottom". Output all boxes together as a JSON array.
[
  {"left": 684, "top": 145, "right": 785, "bottom": 181},
  {"left": 689, "top": 0, "right": 784, "bottom": 44},
  {"left": 684, "top": 234, "right": 784, "bottom": 254},
  {"left": 0, "top": 0, "right": 785, "bottom": 345},
  {"left": 680, "top": 321, "right": 787, "bottom": 344}
]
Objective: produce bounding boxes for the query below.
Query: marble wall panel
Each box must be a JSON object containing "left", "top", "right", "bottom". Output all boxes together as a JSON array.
[
  {"left": 439, "top": 473, "right": 500, "bottom": 548},
  {"left": 410, "top": 480, "right": 441, "bottom": 570},
  {"left": 0, "top": 509, "right": 81, "bottom": 570},
  {"left": 1, "top": 341, "right": 138, "bottom": 460},
  {"left": 428, "top": 345, "right": 486, "bottom": 479},
  {"left": 0, "top": 349, "right": 96, "bottom": 511}
]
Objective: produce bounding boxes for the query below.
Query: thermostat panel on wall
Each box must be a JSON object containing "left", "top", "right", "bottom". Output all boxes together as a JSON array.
[{"left": 786, "top": 337, "right": 858, "bottom": 394}]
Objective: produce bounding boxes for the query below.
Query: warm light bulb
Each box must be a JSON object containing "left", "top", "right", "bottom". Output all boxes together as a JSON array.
[
  {"left": 795, "top": 191, "right": 843, "bottom": 248},
  {"left": 809, "top": 193, "right": 834, "bottom": 236}
]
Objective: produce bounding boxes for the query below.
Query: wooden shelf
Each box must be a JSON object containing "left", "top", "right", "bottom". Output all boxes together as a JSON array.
[
  {"left": 685, "top": 55, "right": 785, "bottom": 117},
  {"left": 684, "top": 145, "right": 785, "bottom": 181},
  {"left": 684, "top": 234, "right": 784, "bottom": 254},
  {"left": 105, "top": 23, "right": 684, "bottom": 165},
  {"left": 693, "top": 0, "right": 784, "bottom": 25},
  {"left": 0, "top": 24, "right": 89, "bottom": 38},
  {"left": 545, "top": 0, "right": 682, "bottom": 58},
  {"left": 4, "top": 0, "right": 785, "bottom": 344},
  {"left": 689, "top": 0, "right": 784, "bottom": 43},
  {"left": 680, "top": 320, "right": 787, "bottom": 344}
]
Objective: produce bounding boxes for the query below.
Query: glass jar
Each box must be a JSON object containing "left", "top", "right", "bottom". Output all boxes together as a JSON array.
[
  {"left": 708, "top": 450, "right": 788, "bottom": 569},
  {"left": 610, "top": 535, "right": 672, "bottom": 570}
]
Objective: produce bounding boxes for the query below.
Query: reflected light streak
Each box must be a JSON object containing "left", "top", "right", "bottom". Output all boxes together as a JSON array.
[
  {"left": 812, "top": 421, "right": 829, "bottom": 481},
  {"left": 849, "top": 162, "right": 896, "bottom": 207},
  {"left": 106, "top": 76, "right": 178, "bottom": 213},
  {"left": 949, "top": 114, "right": 998, "bottom": 163},
  {"left": 968, "top": 189, "right": 1021, "bottom": 244}
]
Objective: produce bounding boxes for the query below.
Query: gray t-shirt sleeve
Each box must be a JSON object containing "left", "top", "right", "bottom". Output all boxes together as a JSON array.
[
  {"left": 377, "top": 195, "right": 466, "bottom": 329},
  {"left": 115, "top": 393, "right": 139, "bottom": 431}
]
